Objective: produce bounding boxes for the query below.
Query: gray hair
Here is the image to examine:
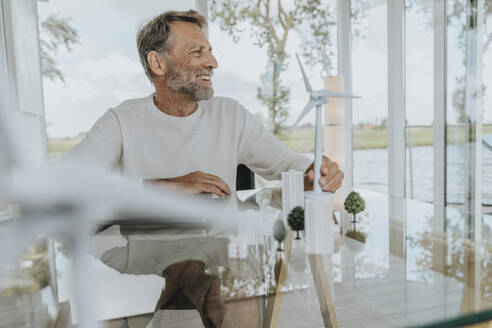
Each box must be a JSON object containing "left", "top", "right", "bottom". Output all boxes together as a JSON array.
[{"left": 136, "top": 10, "right": 207, "bottom": 82}]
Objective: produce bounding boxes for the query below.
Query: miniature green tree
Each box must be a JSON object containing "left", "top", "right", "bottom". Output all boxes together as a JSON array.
[
  {"left": 344, "top": 191, "right": 365, "bottom": 224},
  {"left": 287, "top": 206, "right": 304, "bottom": 240},
  {"left": 273, "top": 219, "right": 286, "bottom": 251}
]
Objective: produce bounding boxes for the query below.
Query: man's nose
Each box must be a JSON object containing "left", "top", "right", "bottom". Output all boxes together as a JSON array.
[{"left": 204, "top": 53, "right": 218, "bottom": 70}]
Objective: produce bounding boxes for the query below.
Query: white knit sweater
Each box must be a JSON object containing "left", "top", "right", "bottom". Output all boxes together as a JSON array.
[{"left": 65, "top": 94, "right": 312, "bottom": 190}]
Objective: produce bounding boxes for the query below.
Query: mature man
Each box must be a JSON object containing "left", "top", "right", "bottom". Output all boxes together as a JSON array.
[
  {"left": 66, "top": 10, "right": 343, "bottom": 196},
  {"left": 66, "top": 10, "right": 343, "bottom": 327}
]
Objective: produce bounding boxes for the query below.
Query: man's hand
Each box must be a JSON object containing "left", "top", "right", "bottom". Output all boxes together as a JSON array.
[
  {"left": 144, "top": 171, "right": 232, "bottom": 197},
  {"left": 304, "top": 156, "right": 344, "bottom": 192}
]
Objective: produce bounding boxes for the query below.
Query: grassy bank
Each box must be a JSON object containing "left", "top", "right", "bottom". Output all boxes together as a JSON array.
[
  {"left": 278, "top": 125, "right": 492, "bottom": 153},
  {"left": 48, "top": 135, "right": 85, "bottom": 163},
  {"left": 277, "top": 126, "right": 404, "bottom": 152},
  {"left": 48, "top": 125, "right": 492, "bottom": 162}
]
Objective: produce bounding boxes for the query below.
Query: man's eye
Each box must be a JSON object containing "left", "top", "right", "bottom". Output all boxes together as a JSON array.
[{"left": 193, "top": 50, "right": 202, "bottom": 55}]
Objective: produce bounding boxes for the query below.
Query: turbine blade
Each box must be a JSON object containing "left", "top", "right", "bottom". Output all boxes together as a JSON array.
[
  {"left": 319, "top": 89, "right": 361, "bottom": 99},
  {"left": 290, "top": 101, "right": 316, "bottom": 133},
  {"left": 296, "top": 53, "right": 312, "bottom": 92}
]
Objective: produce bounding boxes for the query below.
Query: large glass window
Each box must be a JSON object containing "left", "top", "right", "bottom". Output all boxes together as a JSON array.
[
  {"left": 208, "top": 0, "right": 338, "bottom": 156},
  {"left": 37, "top": 0, "right": 196, "bottom": 163},
  {"left": 351, "top": 0, "right": 388, "bottom": 194},
  {"left": 482, "top": 4, "right": 492, "bottom": 209},
  {"left": 445, "top": 0, "right": 489, "bottom": 236},
  {"left": 404, "top": 0, "right": 434, "bottom": 203},
  {"left": 446, "top": 0, "right": 468, "bottom": 206}
]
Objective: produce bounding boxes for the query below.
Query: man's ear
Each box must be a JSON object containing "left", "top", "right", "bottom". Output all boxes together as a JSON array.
[{"left": 147, "top": 50, "right": 167, "bottom": 77}]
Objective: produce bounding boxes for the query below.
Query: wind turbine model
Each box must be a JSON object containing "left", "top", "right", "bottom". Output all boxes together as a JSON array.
[
  {"left": 0, "top": 94, "right": 237, "bottom": 328},
  {"left": 291, "top": 54, "right": 361, "bottom": 195}
]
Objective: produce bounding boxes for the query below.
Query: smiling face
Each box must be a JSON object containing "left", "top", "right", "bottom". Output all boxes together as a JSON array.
[{"left": 163, "top": 21, "right": 218, "bottom": 101}]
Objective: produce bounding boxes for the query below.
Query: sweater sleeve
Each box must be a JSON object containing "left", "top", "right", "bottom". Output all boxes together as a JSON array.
[
  {"left": 236, "top": 103, "right": 312, "bottom": 180},
  {"left": 62, "top": 110, "right": 122, "bottom": 171}
]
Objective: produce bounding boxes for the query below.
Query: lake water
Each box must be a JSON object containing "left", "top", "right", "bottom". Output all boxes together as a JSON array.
[{"left": 353, "top": 145, "right": 492, "bottom": 205}]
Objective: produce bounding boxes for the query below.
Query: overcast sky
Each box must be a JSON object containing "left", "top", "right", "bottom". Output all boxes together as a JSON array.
[{"left": 37, "top": 0, "right": 492, "bottom": 137}]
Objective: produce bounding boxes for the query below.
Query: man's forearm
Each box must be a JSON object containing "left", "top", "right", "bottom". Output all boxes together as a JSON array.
[
  {"left": 143, "top": 172, "right": 231, "bottom": 197},
  {"left": 143, "top": 178, "right": 168, "bottom": 188}
]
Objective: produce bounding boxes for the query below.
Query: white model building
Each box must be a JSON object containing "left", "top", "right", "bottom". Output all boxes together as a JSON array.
[
  {"left": 281, "top": 169, "right": 304, "bottom": 223},
  {"left": 305, "top": 194, "right": 334, "bottom": 254}
]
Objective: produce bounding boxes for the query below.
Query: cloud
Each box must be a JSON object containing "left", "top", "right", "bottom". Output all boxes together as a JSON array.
[
  {"left": 43, "top": 49, "right": 152, "bottom": 137},
  {"left": 38, "top": 0, "right": 194, "bottom": 59},
  {"left": 213, "top": 71, "right": 261, "bottom": 111},
  {"left": 406, "top": 48, "right": 434, "bottom": 124}
]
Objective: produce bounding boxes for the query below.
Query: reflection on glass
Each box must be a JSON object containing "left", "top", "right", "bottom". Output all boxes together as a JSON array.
[
  {"left": 446, "top": 0, "right": 468, "bottom": 206},
  {"left": 351, "top": 0, "right": 388, "bottom": 194},
  {"left": 406, "top": 206, "right": 436, "bottom": 284},
  {"left": 0, "top": 239, "right": 57, "bottom": 327},
  {"left": 482, "top": 2, "right": 492, "bottom": 226},
  {"left": 4, "top": 190, "right": 492, "bottom": 326},
  {"left": 446, "top": 0, "right": 486, "bottom": 223}
]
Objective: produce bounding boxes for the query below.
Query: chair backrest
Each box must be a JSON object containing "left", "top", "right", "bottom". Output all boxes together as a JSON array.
[{"left": 236, "top": 164, "right": 255, "bottom": 191}]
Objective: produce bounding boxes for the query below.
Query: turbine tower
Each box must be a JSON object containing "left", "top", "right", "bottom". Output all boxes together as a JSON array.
[{"left": 291, "top": 54, "right": 360, "bottom": 194}]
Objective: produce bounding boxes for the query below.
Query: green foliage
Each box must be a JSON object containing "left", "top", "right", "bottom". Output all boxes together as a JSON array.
[
  {"left": 39, "top": 14, "right": 80, "bottom": 82},
  {"left": 287, "top": 206, "right": 304, "bottom": 231},
  {"left": 209, "top": 0, "right": 336, "bottom": 135},
  {"left": 344, "top": 191, "right": 365, "bottom": 216}
]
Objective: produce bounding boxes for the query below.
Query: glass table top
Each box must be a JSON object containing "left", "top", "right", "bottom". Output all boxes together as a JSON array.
[
  {"left": 2, "top": 189, "right": 492, "bottom": 327},
  {"left": 276, "top": 190, "right": 492, "bottom": 328}
]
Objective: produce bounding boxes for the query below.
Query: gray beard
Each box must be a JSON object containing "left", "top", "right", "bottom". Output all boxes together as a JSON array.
[{"left": 165, "top": 64, "right": 214, "bottom": 102}]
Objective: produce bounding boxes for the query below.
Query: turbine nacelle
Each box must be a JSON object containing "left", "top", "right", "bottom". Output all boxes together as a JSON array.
[{"left": 309, "top": 91, "right": 331, "bottom": 104}]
